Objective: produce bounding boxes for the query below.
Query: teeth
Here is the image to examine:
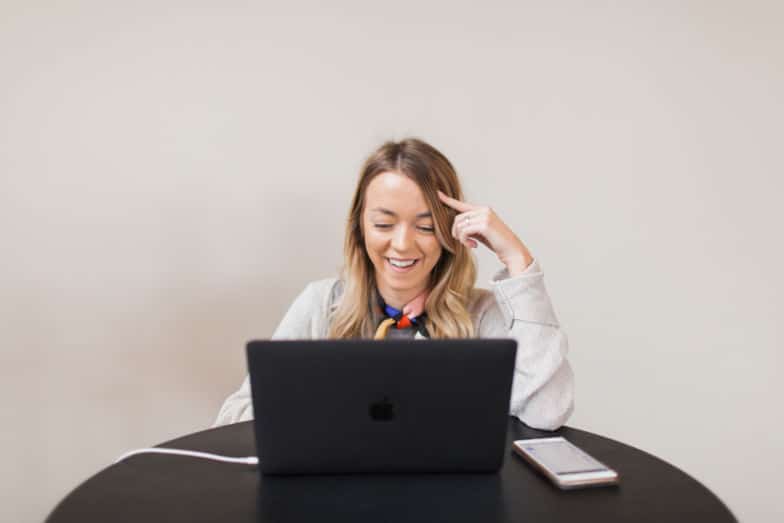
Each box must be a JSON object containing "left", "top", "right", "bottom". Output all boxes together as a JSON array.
[{"left": 389, "top": 258, "right": 416, "bottom": 268}]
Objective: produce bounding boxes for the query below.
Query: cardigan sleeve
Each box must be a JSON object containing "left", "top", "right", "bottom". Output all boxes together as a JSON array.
[
  {"left": 212, "top": 281, "right": 322, "bottom": 427},
  {"left": 476, "top": 258, "right": 575, "bottom": 431}
]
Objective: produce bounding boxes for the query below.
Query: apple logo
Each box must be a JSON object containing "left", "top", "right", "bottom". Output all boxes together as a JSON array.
[{"left": 369, "top": 397, "right": 396, "bottom": 421}]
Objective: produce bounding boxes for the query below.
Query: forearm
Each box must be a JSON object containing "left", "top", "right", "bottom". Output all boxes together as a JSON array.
[
  {"left": 213, "top": 376, "right": 254, "bottom": 427},
  {"left": 483, "top": 259, "right": 575, "bottom": 430}
]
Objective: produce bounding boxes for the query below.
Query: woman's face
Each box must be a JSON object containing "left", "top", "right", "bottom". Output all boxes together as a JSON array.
[{"left": 362, "top": 171, "right": 443, "bottom": 299}]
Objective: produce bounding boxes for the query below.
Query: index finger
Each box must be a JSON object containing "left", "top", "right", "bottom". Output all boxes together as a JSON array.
[{"left": 437, "top": 190, "right": 474, "bottom": 213}]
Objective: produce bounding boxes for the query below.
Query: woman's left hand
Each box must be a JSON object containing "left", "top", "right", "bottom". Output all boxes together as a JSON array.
[{"left": 437, "top": 190, "right": 534, "bottom": 276}]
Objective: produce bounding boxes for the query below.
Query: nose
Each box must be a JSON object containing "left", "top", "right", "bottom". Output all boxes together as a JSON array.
[{"left": 391, "top": 223, "right": 415, "bottom": 252}]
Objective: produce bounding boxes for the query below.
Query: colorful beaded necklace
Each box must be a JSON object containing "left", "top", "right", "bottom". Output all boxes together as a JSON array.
[{"left": 373, "top": 289, "right": 430, "bottom": 339}]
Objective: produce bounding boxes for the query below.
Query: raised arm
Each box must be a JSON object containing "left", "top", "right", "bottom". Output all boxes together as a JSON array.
[
  {"left": 437, "top": 191, "right": 574, "bottom": 430},
  {"left": 475, "top": 259, "right": 575, "bottom": 430}
]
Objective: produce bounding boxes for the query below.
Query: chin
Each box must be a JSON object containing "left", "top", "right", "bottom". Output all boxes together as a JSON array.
[{"left": 384, "top": 273, "right": 426, "bottom": 289}]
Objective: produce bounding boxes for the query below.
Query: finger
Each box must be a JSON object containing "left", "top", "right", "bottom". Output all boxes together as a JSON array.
[
  {"left": 451, "top": 217, "right": 468, "bottom": 247},
  {"left": 463, "top": 234, "right": 479, "bottom": 249},
  {"left": 451, "top": 212, "right": 471, "bottom": 241},
  {"left": 451, "top": 212, "right": 464, "bottom": 240},
  {"left": 437, "top": 190, "right": 474, "bottom": 213},
  {"left": 451, "top": 211, "right": 477, "bottom": 239},
  {"left": 457, "top": 222, "right": 483, "bottom": 248}
]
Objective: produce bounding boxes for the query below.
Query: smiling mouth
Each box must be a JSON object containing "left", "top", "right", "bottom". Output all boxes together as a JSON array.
[{"left": 386, "top": 257, "right": 419, "bottom": 270}]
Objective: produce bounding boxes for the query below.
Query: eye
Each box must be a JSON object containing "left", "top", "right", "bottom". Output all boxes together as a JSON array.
[
  {"left": 373, "top": 224, "right": 393, "bottom": 229},
  {"left": 417, "top": 226, "right": 435, "bottom": 233}
]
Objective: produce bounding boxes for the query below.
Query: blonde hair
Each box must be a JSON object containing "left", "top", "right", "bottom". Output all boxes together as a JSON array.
[{"left": 327, "top": 138, "right": 477, "bottom": 339}]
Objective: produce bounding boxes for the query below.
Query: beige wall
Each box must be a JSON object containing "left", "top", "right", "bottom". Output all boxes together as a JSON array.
[{"left": 2, "top": 1, "right": 782, "bottom": 521}]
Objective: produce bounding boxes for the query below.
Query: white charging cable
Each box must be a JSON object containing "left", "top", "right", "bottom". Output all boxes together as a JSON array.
[{"left": 114, "top": 448, "right": 259, "bottom": 466}]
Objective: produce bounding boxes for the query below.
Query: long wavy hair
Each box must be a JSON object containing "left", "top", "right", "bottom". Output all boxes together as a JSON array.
[{"left": 327, "top": 138, "right": 477, "bottom": 339}]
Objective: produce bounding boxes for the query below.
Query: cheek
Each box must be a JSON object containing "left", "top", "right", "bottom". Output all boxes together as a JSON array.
[
  {"left": 422, "top": 238, "right": 443, "bottom": 261},
  {"left": 364, "top": 229, "right": 386, "bottom": 257}
]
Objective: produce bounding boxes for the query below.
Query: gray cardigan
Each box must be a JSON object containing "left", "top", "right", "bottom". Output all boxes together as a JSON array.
[{"left": 214, "top": 259, "right": 575, "bottom": 430}]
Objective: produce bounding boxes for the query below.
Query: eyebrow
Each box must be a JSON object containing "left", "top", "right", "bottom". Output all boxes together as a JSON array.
[{"left": 370, "top": 207, "right": 432, "bottom": 218}]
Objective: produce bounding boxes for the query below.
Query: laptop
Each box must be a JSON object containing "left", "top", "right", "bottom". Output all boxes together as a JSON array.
[{"left": 246, "top": 338, "right": 517, "bottom": 475}]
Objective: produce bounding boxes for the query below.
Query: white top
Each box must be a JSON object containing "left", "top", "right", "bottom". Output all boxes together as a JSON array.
[{"left": 214, "top": 259, "right": 575, "bottom": 431}]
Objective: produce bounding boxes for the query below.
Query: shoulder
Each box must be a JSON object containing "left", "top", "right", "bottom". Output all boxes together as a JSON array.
[
  {"left": 466, "top": 286, "right": 498, "bottom": 322},
  {"left": 465, "top": 285, "right": 517, "bottom": 336},
  {"left": 301, "top": 277, "right": 340, "bottom": 296},
  {"left": 296, "top": 277, "right": 341, "bottom": 309},
  {"left": 274, "top": 277, "right": 341, "bottom": 339}
]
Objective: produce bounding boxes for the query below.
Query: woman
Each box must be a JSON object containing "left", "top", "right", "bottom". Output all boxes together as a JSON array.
[{"left": 214, "top": 138, "right": 574, "bottom": 430}]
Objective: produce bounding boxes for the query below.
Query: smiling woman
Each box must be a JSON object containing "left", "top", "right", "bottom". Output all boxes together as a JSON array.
[
  {"left": 365, "top": 177, "right": 443, "bottom": 304},
  {"left": 215, "top": 138, "right": 574, "bottom": 430},
  {"left": 332, "top": 139, "right": 482, "bottom": 340}
]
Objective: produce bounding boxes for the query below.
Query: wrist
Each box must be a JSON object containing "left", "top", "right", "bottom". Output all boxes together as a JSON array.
[{"left": 502, "top": 248, "right": 533, "bottom": 278}]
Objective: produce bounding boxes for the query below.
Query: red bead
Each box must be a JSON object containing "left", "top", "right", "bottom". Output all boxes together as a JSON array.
[{"left": 396, "top": 316, "right": 412, "bottom": 329}]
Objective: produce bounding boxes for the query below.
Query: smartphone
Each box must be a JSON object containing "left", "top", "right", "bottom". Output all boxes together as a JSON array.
[{"left": 512, "top": 437, "right": 619, "bottom": 489}]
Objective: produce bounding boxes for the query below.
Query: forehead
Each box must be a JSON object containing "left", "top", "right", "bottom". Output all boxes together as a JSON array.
[{"left": 364, "top": 172, "right": 430, "bottom": 216}]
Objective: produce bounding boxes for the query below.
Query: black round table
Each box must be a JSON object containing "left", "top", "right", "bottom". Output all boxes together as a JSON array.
[{"left": 47, "top": 419, "right": 736, "bottom": 522}]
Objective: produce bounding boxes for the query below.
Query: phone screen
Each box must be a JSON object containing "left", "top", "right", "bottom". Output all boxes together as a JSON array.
[{"left": 520, "top": 439, "right": 608, "bottom": 474}]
